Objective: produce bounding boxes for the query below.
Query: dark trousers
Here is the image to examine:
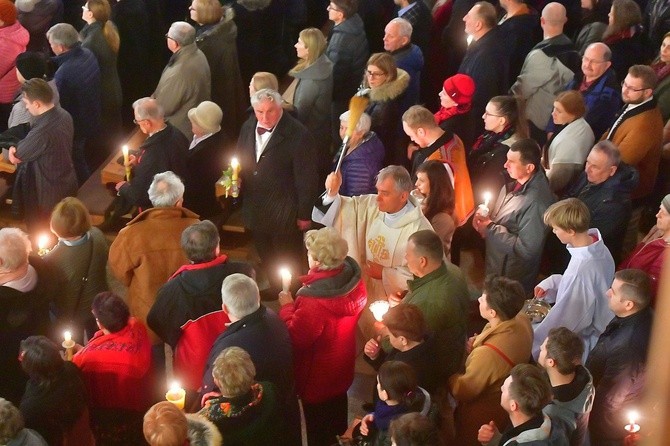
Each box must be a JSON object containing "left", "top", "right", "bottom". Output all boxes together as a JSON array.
[
  {"left": 253, "top": 229, "right": 306, "bottom": 293},
  {"left": 303, "top": 393, "right": 349, "bottom": 446}
]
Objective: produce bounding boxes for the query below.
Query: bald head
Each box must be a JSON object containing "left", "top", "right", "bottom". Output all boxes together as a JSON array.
[
  {"left": 541, "top": 2, "right": 567, "bottom": 35},
  {"left": 582, "top": 42, "right": 612, "bottom": 81}
]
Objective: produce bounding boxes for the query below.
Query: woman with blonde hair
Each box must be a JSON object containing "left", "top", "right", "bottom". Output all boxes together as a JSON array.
[
  {"left": 45, "top": 197, "right": 109, "bottom": 341},
  {"left": 81, "top": 0, "right": 122, "bottom": 140},
  {"left": 545, "top": 90, "right": 594, "bottom": 193},
  {"left": 191, "top": 0, "right": 245, "bottom": 136},
  {"left": 277, "top": 227, "right": 366, "bottom": 445},
  {"left": 144, "top": 401, "right": 221, "bottom": 446},
  {"left": 288, "top": 27, "right": 333, "bottom": 161}
]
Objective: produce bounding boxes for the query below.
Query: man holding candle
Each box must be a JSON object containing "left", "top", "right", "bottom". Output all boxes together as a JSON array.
[
  {"left": 238, "top": 88, "right": 318, "bottom": 292},
  {"left": 313, "top": 165, "right": 433, "bottom": 313},
  {"left": 472, "top": 138, "right": 554, "bottom": 293},
  {"left": 585, "top": 269, "right": 654, "bottom": 445}
]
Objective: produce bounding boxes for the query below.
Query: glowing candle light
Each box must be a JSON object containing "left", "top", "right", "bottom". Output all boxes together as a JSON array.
[
  {"left": 166, "top": 381, "right": 186, "bottom": 410},
  {"left": 62, "top": 330, "right": 75, "bottom": 361},
  {"left": 478, "top": 191, "right": 493, "bottom": 217},
  {"left": 369, "top": 300, "right": 390, "bottom": 322},
  {"left": 122, "top": 145, "right": 131, "bottom": 181},
  {"left": 37, "top": 234, "right": 51, "bottom": 257},
  {"left": 280, "top": 267, "right": 291, "bottom": 293},
  {"left": 625, "top": 411, "right": 640, "bottom": 434},
  {"left": 231, "top": 157, "right": 240, "bottom": 181}
]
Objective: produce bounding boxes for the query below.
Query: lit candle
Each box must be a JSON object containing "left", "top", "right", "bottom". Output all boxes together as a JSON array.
[
  {"left": 62, "top": 330, "right": 75, "bottom": 361},
  {"left": 624, "top": 411, "right": 641, "bottom": 446},
  {"left": 280, "top": 267, "right": 291, "bottom": 293},
  {"left": 478, "top": 191, "right": 492, "bottom": 217},
  {"left": 231, "top": 157, "right": 240, "bottom": 181},
  {"left": 166, "top": 381, "right": 186, "bottom": 410},
  {"left": 369, "top": 300, "right": 390, "bottom": 322},
  {"left": 122, "top": 145, "right": 131, "bottom": 181},
  {"left": 37, "top": 234, "right": 51, "bottom": 257}
]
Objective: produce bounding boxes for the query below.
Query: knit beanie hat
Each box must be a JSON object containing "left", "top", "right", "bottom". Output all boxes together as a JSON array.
[
  {"left": 187, "top": 101, "right": 222, "bottom": 134},
  {"left": 0, "top": 0, "right": 17, "bottom": 25},
  {"left": 16, "top": 52, "right": 48, "bottom": 80},
  {"left": 662, "top": 194, "right": 670, "bottom": 213},
  {"left": 443, "top": 74, "right": 475, "bottom": 106}
]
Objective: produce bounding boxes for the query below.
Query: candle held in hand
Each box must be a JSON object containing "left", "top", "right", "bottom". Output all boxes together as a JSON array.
[
  {"left": 280, "top": 267, "right": 291, "bottom": 293},
  {"left": 231, "top": 157, "right": 240, "bottom": 181},
  {"left": 37, "top": 234, "right": 51, "bottom": 256},
  {"left": 122, "top": 145, "right": 131, "bottom": 181},
  {"left": 166, "top": 381, "right": 186, "bottom": 410},
  {"left": 478, "top": 191, "right": 493, "bottom": 217},
  {"left": 369, "top": 300, "right": 390, "bottom": 322},
  {"left": 624, "top": 411, "right": 640, "bottom": 433},
  {"left": 62, "top": 330, "right": 75, "bottom": 361}
]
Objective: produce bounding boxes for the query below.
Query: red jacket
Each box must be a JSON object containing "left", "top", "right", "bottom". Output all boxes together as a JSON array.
[
  {"left": 278, "top": 257, "right": 366, "bottom": 404},
  {"left": 73, "top": 317, "right": 152, "bottom": 412},
  {"left": 619, "top": 237, "right": 669, "bottom": 306}
]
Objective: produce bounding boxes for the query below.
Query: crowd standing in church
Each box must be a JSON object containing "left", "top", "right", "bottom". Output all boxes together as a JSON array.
[{"left": 1, "top": 0, "right": 670, "bottom": 444}]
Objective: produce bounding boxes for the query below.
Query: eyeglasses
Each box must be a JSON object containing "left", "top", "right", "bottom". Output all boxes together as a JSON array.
[
  {"left": 366, "top": 70, "right": 386, "bottom": 78},
  {"left": 581, "top": 56, "right": 606, "bottom": 65},
  {"left": 327, "top": 3, "right": 341, "bottom": 12},
  {"left": 82, "top": 4, "right": 89, "bottom": 10},
  {"left": 621, "top": 81, "right": 649, "bottom": 92},
  {"left": 133, "top": 118, "right": 148, "bottom": 125},
  {"left": 483, "top": 110, "right": 503, "bottom": 118},
  {"left": 165, "top": 33, "right": 176, "bottom": 41}
]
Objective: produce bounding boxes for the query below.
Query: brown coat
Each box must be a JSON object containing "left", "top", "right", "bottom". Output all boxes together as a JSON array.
[
  {"left": 448, "top": 314, "right": 533, "bottom": 446},
  {"left": 109, "top": 207, "right": 199, "bottom": 343},
  {"left": 601, "top": 100, "right": 663, "bottom": 200}
]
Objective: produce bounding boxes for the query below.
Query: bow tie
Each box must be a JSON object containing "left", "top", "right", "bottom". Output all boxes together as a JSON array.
[{"left": 257, "top": 127, "right": 273, "bottom": 135}]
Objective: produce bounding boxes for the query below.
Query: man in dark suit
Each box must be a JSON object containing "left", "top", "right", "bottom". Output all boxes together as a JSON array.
[{"left": 238, "top": 88, "right": 318, "bottom": 289}]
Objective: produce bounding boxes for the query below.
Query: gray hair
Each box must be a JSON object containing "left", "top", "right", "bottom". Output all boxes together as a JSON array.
[
  {"left": 388, "top": 18, "right": 413, "bottom": 39},
  {"left": 376, "top": 165, "right": 413, "bottom": 193},
  {"left": 0, "top": 228, "right": 31, "bottom": 274},
  {"left": 148, "top": 171, "right": 185, "bottom": 207},
  {"left": 181, "top": 220, "right": 220, "bottom": 263},
  {"left": 132, "top": 97, "right": 165, "bottom": 120},
  {"left": 167, "top": 21, "right": 196, "bottom": 45},
  {"left": 250, "top": 88, "right": 283, "bottom": 108},
  {"left": 221, "top": 274, "right": 260, "bottom": 319},
  {"left": 0, "top": 398, "right": 24, "bottom": 444},
  {"left": 46, "top": 23, "right": 80, "bottom": 48},
  {"left": 587, "top": 42, "right": 612, "bottom": 62},
  {"left": 339, "top": 111, "right": 371, "bottom": 133},
  {"left": 591, "top": 140, "right": 621, "bottom": 167}
]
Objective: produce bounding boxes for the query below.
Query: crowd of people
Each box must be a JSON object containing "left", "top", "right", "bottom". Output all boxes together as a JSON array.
[{"left": 1, "top": 0, "right": 670, "bottom": 444}]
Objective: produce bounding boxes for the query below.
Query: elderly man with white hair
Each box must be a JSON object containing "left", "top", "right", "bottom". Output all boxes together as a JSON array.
[
  {"left": 0, "top": 227, "right": 54, "bottom": 405},
  {"left": 201, "top": 273, "right": 299, "bottom": 444},
  {"left": 383, "top": 18, "right": 423, "bottom": 108},
  {"left": 109, "top": 171, "right": 199, "bottom": 345},
  {"left": 153, "top": 21, "right": 211, "bottom": 139}
]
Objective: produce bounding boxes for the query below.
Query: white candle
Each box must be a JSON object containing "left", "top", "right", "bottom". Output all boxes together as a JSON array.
[
  {"left": 63, "top": 331, "right": 72, "bottom": 343},
  {"left": 625, "top": 411, "right": 640, "bottom": 433},
  {"left": 62, "top": 330, "right": 75, "bottom": 361},
  {"left": 483, "top": 191, "right": 492, "bottom": 208},
  {"left": 369, "top": 300, "right": 390, "bottom": 322},
  {"left": 279, "top": 267, "right": 291, "bottom": 293},
  {"left": 122, "top": 145, "right": 131, "bottom": 181},
  {"left": 37, "top": 234, "right": 50, "bottom": 255},
  {"left": 478, "top": 191, "right": 493, "bottom": 217}
]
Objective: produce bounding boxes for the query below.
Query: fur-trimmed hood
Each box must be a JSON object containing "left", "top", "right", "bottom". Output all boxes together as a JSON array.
[
  {"left": 365, "top": 68, "right": 410, "bottom": 103},
  {"left": 186, "top": 414, "right": 223, "bottom": 446}
]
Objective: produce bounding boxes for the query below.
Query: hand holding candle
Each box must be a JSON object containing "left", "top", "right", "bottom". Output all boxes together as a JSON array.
[
  {"left": 62, "top": 330, "right": 75, "bottom": 361},
  {"left": 478, "top": 191, "right": 492, "bottom": 217},
  {"left": 231, "top": 157, "right": 240, "bottom": 181},
  {"left": 166, "top": 381, "right": 186, "bottom": 410},
  {"left": 280, "top": 267, "right": 291, "bottom": 293},
  {"left": 37, "top": 234, "right": 51, "bottom": 257}
]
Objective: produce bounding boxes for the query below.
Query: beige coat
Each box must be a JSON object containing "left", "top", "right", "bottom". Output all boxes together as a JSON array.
[
  {"left": 109, "top": 207, "right": 199, "bottom": 343},
  {"left": 448, "top": 314, "right": 533, "bottom": 446}
]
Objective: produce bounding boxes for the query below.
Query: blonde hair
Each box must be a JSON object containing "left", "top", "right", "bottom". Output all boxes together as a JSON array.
[
  {"left": 212, "top": 346, "right": 256, "bottom": 397},
  {"left": 304, "top": 227, "right": 348, "bottom": 270},
  {"left": 143, "top": 402, "right": 188, "bottom": 446},
  {"left": 365, "top": 52, "right": 398, "bottom": 84},
  {"left": 251, "top": 72, "right": 279, "bottom": 94},
  {"left": 543, "top": 198, "right": 591, "bottom": 233},
  {"left": 50, "top": 197, "right": 92, "bottom": 238},
  {"left": 192, "top": 0, "right": 224, "bottom": 25},
  {"left": 292, "top": 28, "right": 327, "bottom": 73},
  {"left": 402, "top": 105, "right": 439, "bottom": 130},
  {"left": 86, "top": 0, "right": 120, "bottom": 53}
]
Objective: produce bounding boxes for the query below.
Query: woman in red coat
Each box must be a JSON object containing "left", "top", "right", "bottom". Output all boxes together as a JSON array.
[
  {"left": 619, "top": 194, "right": 670, "bottom": 306},
  {"left": 278, "top": 227, "right": 367, "bottom": 446}
]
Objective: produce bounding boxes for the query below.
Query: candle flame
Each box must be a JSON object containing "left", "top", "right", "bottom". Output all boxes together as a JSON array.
[
  {"left": 483, "top": 191, "right": 492, "bottom": 207},
  {"left": 369, "top": 300, "right": 390, "bottom": 322},
  {"left": 122, "top": 145, "right": 129, "bottom": 155},
  {"left": 63, "top": 331, "right": 72, "bottom": 342},
  {"left": 37, "top": 234, "right": 50, "bottom": 250},
  {"left": 231, "top": 157, "right": 239, "bottom": 169},
  {"left": 279, "top": 267, "right": 291, "bottom": 280},
  {"left": 169, "top": 381, "right": 182, "bottom": 393},
  {"left": 628, "top": 410, "right": 639, "bottom": 425}
]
